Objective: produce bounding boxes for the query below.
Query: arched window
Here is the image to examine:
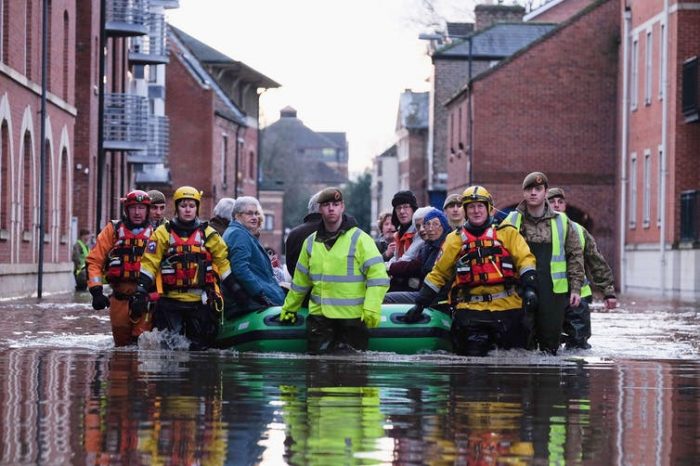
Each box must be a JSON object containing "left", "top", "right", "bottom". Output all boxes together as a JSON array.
[
  {"left": 0, "top": 121, "right": 8, "bottom": 233},
  {"left": 25, "top": 0, "right": 32, "bottom": 79},
  {"left": 22, "top": 131, "right": 33, "bottom": 236},
  {"left": 62, "top": 10, "right": 69, "bottom": 100},
  {"left": 59, "top": 147, "right": 68, "bottom": 246}
]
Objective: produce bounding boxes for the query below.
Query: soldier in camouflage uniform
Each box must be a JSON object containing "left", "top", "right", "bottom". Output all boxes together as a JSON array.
[
  {"left": 547, "top": 187, "right": 617, "bottom": 349},
  {"left": 501, "top": 172, "right": 585, "bottom": 354}
]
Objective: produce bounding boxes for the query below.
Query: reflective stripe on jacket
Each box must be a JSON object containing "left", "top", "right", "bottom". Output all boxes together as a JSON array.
[
  {"left": 282, "top": 226, "right": 390, "bottom": 319},
  {"left": 503, "top": 211, "right": 569, "bottom": 293}
]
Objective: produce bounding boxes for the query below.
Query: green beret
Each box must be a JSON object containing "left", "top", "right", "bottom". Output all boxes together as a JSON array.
[
  {"left": 317, "top": 187, "right": 343, "bottom": 204},
  {"left": 147, "top": 190, "right": 166, "bottom": 204},
  {"left": 443, "top": 193, "right": 463, "bottom": 209},
  {"left": 546, "top": 187, "right": 566, "bottom": 200},
  {"left": 522, "top": 172, "right": 549, "bottom": 190}
]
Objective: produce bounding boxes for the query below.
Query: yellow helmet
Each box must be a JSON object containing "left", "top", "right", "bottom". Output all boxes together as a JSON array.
[
  {"left": 173, "top": 186, "right": 202, "bottom": 204},
  {"left": 461, "top": 185, "right": 493, "bottom": 211}
]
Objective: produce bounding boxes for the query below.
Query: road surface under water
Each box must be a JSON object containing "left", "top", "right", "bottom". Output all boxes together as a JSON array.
[{"left": 0, "top": 292, "right": 698, "bottom": 465}]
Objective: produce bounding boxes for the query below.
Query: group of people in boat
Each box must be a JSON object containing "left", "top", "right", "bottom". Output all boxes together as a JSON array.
[{"left": 86, "top": 171, "right": 617, "bottom": 355}]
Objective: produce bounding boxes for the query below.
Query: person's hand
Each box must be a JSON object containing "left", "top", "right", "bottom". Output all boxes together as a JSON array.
[
  {"left": 384, "top": 242, "right": 396, "bottom": 259},
  {"left": 361, "top": 308, "right": 380, "bottom": 328},
  {"left": 604, "top": 296, "right": 617, "bottom": 310},
  {"left": 89, "top": 286, "right": 110, "bottom": 310},
  {"left": 129, "top": 285, "right": 149, "bottom": 319},
  {"left": 254, "top": 292, "right": 274, "bottom": 308},
  {"left": 569, "top": 292, "right": 581, "bottom": 308},
  {"left": 279, "top": 309, "right": 297, "bottom": 325},
  {"left": 403, "top": 304, "right": 424, "bottom": 324},
  {"left": 522, "top": 288, "right": 538, "bottom": 313}
]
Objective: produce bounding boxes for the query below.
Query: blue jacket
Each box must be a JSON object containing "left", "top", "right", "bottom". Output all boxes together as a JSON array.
[{"left": 222, "top": 220, "right": 285, "bottom": 311}]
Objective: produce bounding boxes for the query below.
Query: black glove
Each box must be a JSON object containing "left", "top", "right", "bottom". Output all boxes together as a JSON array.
[
  {"left": 89, "top": 286, "right": 110, "bottom": 310},
  {"left": 254, "top": 292, "right": 274, "bottom": 308},
  {"left": 403, "top": 286, "right": 438, "bottom": 324},
  {"left": 129, "top": 285, "right": 149, "bottom": 319},
  {"left": 520, "top": 269, "right": 538, "bottom": 313}
]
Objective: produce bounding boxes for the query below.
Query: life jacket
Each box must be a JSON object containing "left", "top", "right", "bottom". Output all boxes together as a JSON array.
[
  {"left": 105, "top": 221, "right": 153, "bottom": 283},
  {"left": 395, "top": 229, "right": 415, "bottom": 259},
  {"left": 453, "top": 226, "right": 516, "bottom": 289},
  {"left": 160, "top": 224, "right": 217, "bottom": 291}
]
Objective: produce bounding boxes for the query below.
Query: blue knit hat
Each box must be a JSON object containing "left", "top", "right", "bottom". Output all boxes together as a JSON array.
[{"left": 423, "top": 209, "right": 450, "bottom": 234}]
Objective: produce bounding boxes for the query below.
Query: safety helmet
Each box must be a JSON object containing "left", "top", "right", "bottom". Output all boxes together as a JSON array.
[
  {"left": 461, "top": 185, "right": 493, "bottom": 211},
  {"left": 173, "top": 186, "right": 202, "bottom": 206},
  {"left": 121, "top": 190, "right": 151, "bottom": 209}
]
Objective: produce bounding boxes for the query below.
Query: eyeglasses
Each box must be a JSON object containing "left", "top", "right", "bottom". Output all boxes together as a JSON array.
[
  {"left": 240, "top": 210, "right": 260, "bottom": 217},
  {"left": 423, "top": 220, "right": 443, "bottom": 230}
]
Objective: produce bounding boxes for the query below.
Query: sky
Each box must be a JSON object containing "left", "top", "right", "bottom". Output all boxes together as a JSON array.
[{"left": 167, "top": 0, "right": 468, "bottom": 177}]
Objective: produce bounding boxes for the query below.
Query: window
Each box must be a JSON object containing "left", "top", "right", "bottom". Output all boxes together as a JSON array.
[
  {"left": 264, "top": 214, "right": 274, "bottom": 231},
  {"left": 643, "top": 150, "right": 651, "bottom": 227},
  {"left": 0, "top": 121, "right": 8, "bottom": 235},
  {"left": 42, "top": 139, "right": 50, "bottom": 237},
  {"left": 221, "top": 134, "right": 228, "bottom": 187},
  {"left": 0, "top": 0, "right": 5, "bottom": 62},
  {"left": 63, "top": 10, "right": 69, "bottom": 100},
  {"left": 659, "top": 24, "right": 665, "bottom": 100},
  {"left": 644, "top": 30, "right": 652, "bottom": 105},
  {"left": 46, "top": 0, "right": 52, "bottom": 91},
  {"left": 631, "top": 38, "right": 638, "bottom": 110},
  {"left": 657, "top": 146, "right": 663, "bottom": 227},
  {"left": 629, "top": 153, "right": 637, "bottom": 229},
  {"left": 25, "top": 0, "right": 32, "bottom": 79},
  {"left": 22, "top": 132, "right": 33, "bottom": 236},
  {"left": 248, "top": 151, "right": 255, "bottom": 179},
  {"left": 59, "top": 147, "right": 68, "bottom": 245},
  {"left": 682, "top": 56, "right": 699, "bottom": 122}
]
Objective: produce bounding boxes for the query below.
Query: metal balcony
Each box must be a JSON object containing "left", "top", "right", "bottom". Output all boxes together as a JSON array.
[
  {"left": 149, "top": 0, "right": 179, "bottom": 8},
  {"left": 103, "top": 93, "right": 148, "bottom": 151},
  {"left": 128, "top": 115, "right": 169, "bottom": 163},
  {"left": 105, "top": 0, "right": 148, "bottom": 37},
  {"left": 128, "top": 12, "right": 168, "bottom": 64}
]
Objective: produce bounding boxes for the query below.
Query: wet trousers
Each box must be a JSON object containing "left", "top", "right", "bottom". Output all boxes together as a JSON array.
[
  {"left": 153, "top": 297, "right": 219, "bottom": 350},
  {"left": 528, "top": 242, "right": 568, "bottom": 355},
  {"left": 562, "top": 297, "right": 592, "bottom": 349},
  {"left": 306, "top": 314, "right": 368, "bottom": 355},
  {"left": 451, "top": 308, "right": 528, "bottom": 356},
  {"left": 108, "top": 291, "right": 152, "bottom": 347}
]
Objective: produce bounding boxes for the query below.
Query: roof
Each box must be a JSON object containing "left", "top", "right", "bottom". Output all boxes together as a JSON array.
[
  {"left": 433, "top": 22, "right": 557, "bottom": 59},
  {"left": 169, "top": 25, "right": 280, "bottom": 89},
  {"left": 263, "top": 110, "right": 342, "bottom": 150},
  {"left": 396, "top": 91, "right": 429, "bottom": 131},
  {"left": 168, "top": 26, "right": 247, "bottom": 125},
  {"left": 318, "top": 132, "right": 347, "bottom": 149}
]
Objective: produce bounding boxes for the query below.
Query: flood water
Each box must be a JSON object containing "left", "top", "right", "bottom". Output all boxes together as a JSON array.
[{"left": 0, "top": 293, "right": 698, "bottom": 465}]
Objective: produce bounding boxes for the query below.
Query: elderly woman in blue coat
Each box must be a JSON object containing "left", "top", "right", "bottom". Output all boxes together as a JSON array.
[{"left": 223, "top": 196, "right": 286, "bottom": 315}]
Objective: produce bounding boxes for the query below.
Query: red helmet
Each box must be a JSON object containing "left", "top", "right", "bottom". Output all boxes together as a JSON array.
[{"left": 121, "top": 190, "right": 151, "bottom": 209}]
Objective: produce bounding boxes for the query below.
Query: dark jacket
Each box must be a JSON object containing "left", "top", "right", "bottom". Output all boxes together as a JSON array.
[
  {"left": 284, "top": 212, "right": 322, "bottom": 276},
  {"left": 223, "top": 220, "right": 285, "bottom": 313},
  {"left": 209, "top": 216, "right": 230, "bottom": 236}
]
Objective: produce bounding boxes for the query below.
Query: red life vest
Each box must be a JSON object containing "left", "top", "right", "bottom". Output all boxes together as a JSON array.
[
  {"left": 160, "top": 225, "right": 217, "bottom": 291},
  {"left": 105, "top": 221, "right": 153, "bottom": 283},
  {"left": 454, "top": 226, "right": 515, "bottom": 288}
]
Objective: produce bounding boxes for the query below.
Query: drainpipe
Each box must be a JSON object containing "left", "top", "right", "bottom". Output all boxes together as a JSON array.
[
  {"left": 619, "top": 6, "right": 631, "bottom": 294},
  {"left": 256, "top": 88, "right": 267, "bottom": 198},
  {"left": 659, "top": 0, "right": 669, "bottom": 294},
  {"left": 234, "top": 124, "right": 243, "bottom": 197},
  {"left": 467, "top": 36, "right": 474, "bottom": 185},
  {"left": 96, "top": 0, "right": 106, "bottom": 233},
  {"left": 37, "top": 0, "right": 48, "bottom": 299}
]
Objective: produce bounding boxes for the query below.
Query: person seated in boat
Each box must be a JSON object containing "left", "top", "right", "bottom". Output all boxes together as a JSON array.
[
  {"left": 374, "top": 211, "right": 396, "bottom": 261},
  {"left": 403, "top": 186, "right": 539, "bottom": 357},
  {"left": 133, "top": 186, "right": 234, "bottom": 350},
  {"left": 384, "top": 209, "right": 451, "bottom": 308},
  {"left": 86, "top": 190, "right": 154, "bottom": 347},
  {"left": 209, "top": 197, "right": 236, "bottom": 236},
  {"left": 285, "top": 190, "right": 322, "bottom": 277},
  {"left": 387, "top": 190, "right": 420, "bottom": 292},
  {"left": 386, "top": 206, "right": 433, "bottom": 292},
  {"left": 222, "top": 197, "right": 286, "bottom": 316},
  {"left": 279, "top": 187, "right": 390, "bottom": 354}
]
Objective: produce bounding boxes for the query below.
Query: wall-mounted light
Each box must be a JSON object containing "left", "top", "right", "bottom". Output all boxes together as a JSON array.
[
  {"left": 83, "top": 168, "right": 89, "bottom": 175},
  {"left": 75, "top": 163, "right": 83, "bottom": 170}
]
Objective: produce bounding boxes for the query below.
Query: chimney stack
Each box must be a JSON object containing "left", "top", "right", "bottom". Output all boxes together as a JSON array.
[{"left": 474, "top": 3, "right": 525, "bottom": 31}]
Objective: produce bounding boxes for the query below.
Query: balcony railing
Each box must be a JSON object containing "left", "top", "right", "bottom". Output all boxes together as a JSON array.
[
  {"left": 128, "top": 12, "right": 168, "bottom": 64},
  {"left": 128, "top": 115, "right": 169, "bottom": 162},
  {"left": 149, "top": 0, "right": 179, "bottom": 8},
  {"left": 105, "top": 0, "right": 148, "bottom": 37},
  {"left": 103, "top": 93, "right": 148, "bottom": 151}
]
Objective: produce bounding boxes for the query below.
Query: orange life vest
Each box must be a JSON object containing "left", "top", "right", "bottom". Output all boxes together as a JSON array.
[
  {"left": 454, "top": 226, "right": 515, "bottom": 288},
  {"left": 160, "top": 224, "right": 217, "bottom": 291},
  {"left": 105, "top": 221, "right": 153, "bottom": 283}
]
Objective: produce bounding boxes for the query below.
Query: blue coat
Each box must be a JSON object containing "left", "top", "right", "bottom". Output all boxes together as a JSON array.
[{"left": 222, "top": 220, "right": 285, "bottom": 311}]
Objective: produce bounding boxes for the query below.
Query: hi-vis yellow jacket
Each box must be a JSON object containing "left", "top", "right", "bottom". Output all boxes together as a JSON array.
[
  {"left": 423, "top": 224, "right": 536, "bottom": 312},
  {"left": 140, "top": 222, "right": 231, "bottom": 303},
  {"left": 282, "top": 227, "right": 390, "bottom": 319}
]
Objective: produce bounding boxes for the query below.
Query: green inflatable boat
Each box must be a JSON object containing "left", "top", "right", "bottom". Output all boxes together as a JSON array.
[{"left": 215, "top": 304, "right": 453, "bottom": 354}]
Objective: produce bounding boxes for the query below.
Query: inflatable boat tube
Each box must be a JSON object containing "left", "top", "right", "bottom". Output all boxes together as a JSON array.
[{"left": 215, "top": 304, "right": 453, "bottom": 354}]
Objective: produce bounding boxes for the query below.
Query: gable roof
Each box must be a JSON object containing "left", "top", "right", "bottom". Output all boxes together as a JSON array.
[
  {"left": 433, "top": 22, "right": 556, "bottom": 60},
  {"left": 169, "top": 25, "right": 280, "bottom": 89},
  {"left": 263, "top": 110, "right": 341, "bottom": 150}
]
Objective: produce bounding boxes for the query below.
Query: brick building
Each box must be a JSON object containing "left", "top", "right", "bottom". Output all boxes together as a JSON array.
[
  {"left": 395, "top": 90, "right": 429, "bottom": 205},
  {"left": 619, "top": 0, "right": 700, "bottom": 295},
  {"left": 166, "top": 26, "right": 278, "bottom": 219},
  {"left": 370, "top": 144, "right": 398, "bottom": 236},
  {"left": 1, "top": 0, "right": 77, "bottom": 294},
  {"left": 444, "top": 0, "right": 619, "bottom": 273}
]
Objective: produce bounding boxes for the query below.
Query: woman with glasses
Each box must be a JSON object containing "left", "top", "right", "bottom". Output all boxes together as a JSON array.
[{"left": 222, "top": 196, "right": 286, "bottom": 316}]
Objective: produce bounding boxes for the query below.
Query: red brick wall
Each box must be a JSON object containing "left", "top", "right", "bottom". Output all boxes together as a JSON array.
[
  {"left": 458, "top": 0, "right": 620, "bottom": 263},
  {"left": 528, "top": 0, "right": 596, "bottom": 23},
  {"left": 259, "top": 189, "right": 284, "bottom": 255},
  {"left": 166, "top": 49, "right": 215, "bottom": 217}
]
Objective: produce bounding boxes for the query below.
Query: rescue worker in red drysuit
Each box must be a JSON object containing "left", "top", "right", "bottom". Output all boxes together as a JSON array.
[{"left": 86, "top": 190, "right": 154, "bottom": 346}]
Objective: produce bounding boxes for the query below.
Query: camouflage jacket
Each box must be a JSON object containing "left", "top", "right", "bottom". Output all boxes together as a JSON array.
[
  {"left": 513, "top": 200, "right": 585, "bottom": 294},
  {"left": 581, "top": 226, "right": 616, "bottom": 298}
]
